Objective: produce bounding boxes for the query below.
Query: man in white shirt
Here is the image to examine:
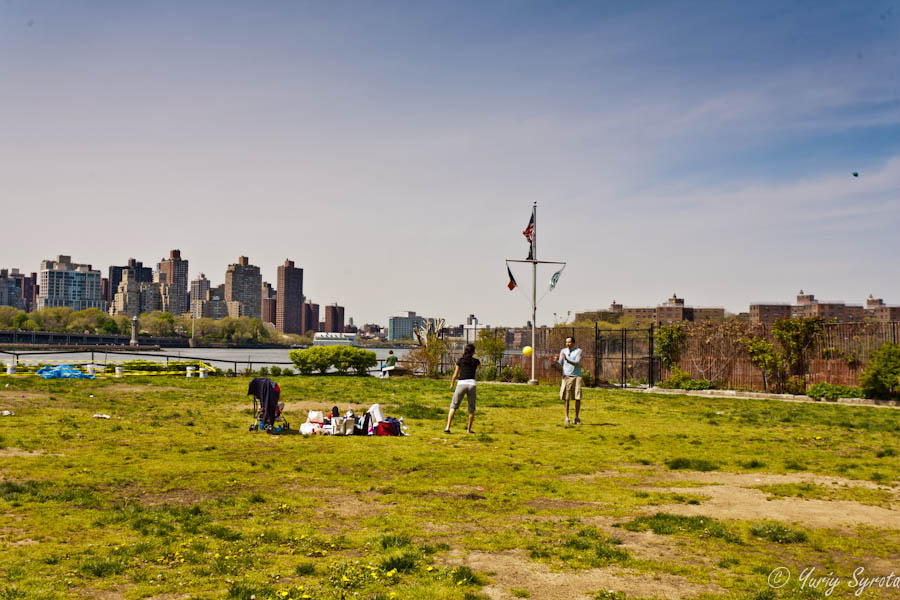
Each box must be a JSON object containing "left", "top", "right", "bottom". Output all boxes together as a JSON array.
[{"left": 558, "top": 336, "right": 583, "bottom": 425}]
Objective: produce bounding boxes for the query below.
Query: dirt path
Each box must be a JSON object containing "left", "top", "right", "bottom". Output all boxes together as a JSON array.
[
  {"left": 446, "top": 549, "right": 722, "bottom": 600},
  {"left": 638, "top": 471, "right": 900, "bottom": 529}
]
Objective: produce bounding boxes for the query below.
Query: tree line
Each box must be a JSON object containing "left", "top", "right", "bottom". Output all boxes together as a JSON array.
[{"left": 0, "top": 306, "right": 308, "bottom": 346}]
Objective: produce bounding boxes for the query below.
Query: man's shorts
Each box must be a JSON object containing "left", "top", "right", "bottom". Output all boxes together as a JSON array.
[
  {"left": 560, "top": 376, "right": 583, "bottom": 401},
  {"left": 451, "top": 382, "right": 477, "bottom": 413}
]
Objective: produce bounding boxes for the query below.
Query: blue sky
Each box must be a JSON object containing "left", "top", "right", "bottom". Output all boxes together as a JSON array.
[{"left": 2, "top": 1, "right": 899, "bottom": 326}]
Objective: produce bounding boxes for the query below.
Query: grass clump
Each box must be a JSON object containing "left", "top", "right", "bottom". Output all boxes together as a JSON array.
[
  {"left": 665, "top": 457, "right": 719, "bottom": 471},
  {"left": 79, "top": 556, "right": 128, "bottom": 578},
  {"left": 750, "top": 522, "right": 807, "bottom": 544},
  {"left": 619, "top": 513, "right": 741, "bottom": 543}
]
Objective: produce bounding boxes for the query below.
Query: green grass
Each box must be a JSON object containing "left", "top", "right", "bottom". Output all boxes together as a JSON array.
[{"left": 0, "top": 375, "right": 898, "bottom": 598}]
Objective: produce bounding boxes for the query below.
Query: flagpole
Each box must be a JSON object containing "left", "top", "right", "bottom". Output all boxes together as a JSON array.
[{"left": 530, "top": 202, "right": 538, "bottom": 385}]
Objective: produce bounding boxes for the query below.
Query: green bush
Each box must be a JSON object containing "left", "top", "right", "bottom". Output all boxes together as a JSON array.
[
  {"left": 269, "top": 366, "right": 282, "bottom": 376},
  {"left": 582, "top": 370, "right": 593, "bottom": 387},
  {"left": 257, "top": 366, "right": 269, "bottom": 376},
  {"left": 281, "top": 368, "right": 294, "bottom": 376},
  {"left": 860, "top": 342, "right": 900, "bottom": 400},
  {"left": 657, "top": 367, "right": 711, "bottom": 390},
  {"left": 806, "top": 382, "right": 865, "bottom": 401},
  {"left": 784, "top": 376, "right": 806, "bottom": 395},
  {"left": 477, "top": 365, "right": 498, "bottom": 381},
  {"left": 288, "top": 346, "right": 376, "bottom": 376}
]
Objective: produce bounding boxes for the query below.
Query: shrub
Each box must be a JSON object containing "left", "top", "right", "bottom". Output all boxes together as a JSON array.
[
  {"left": 269, "top": 366, "right": 282, "bottom": 376},
  {"left": 806, "top": 382, "right": 865, "bottom": 401},
  {"left": 582, "top": 370, "right": 593, "bottom": 387},
  {"left": 478, "top": 365, "right": 498, "bottom": 381},
  {"left": 281, "top": 368, "right": 294, "bottom": 376},
  {"left": 510, "top": 365, "right": 529, "bottom": 383},
  {"left": 658, "top": 367, "right": 711, "bottom": 390},
  {"left": 860, "top": 342, "right": 900, "bottom": 400},
  {"left": 784, "top": 376, "right": 806, "bottom": 395},
  {"left": 258, "top": 366, "right": 269, "bottom": 376},
  {"left": 288, "top": 347, "right": 376, "bottom": 376}
]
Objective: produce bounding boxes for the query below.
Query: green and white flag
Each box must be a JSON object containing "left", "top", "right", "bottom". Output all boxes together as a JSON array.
[{"left": 549, "top": 265, "right": 565, "bottom": 291}]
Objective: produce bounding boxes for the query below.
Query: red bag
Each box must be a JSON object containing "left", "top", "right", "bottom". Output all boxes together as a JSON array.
[{"left": 376, "top": 421, "right": 396, "bottom": 436}]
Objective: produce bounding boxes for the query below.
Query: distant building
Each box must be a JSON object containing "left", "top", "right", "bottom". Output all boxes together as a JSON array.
[
  {"left": 276, "top": 259, "right": 303, "bottom": 334},
  {"left": 36, "top": 255, "right": 105, "bottom": 311},
  {"left": 0, "top": 268, "right": 33, "bottom": 311},
  {"left": 751, "top": 290, "right": 864, "bottom": 325},
  {"left": 389, "top": 311, "right": 425, "bottom": 341},
  {"left": 261, "top": 298, "right": 277, "bottom": 326},
  {"left": 108, "top": 259, "right": 152, "bottom": 303},
  {"left": 190, "top": 273, "right": 211, "bottom": 305},
  {"left": 619, "top": 294, "right": 725, "bottom": 327},
  {"left": 324, "top": 303, "right": 345, "bottom": 333},
  {"left": 158, "top": 250, "right": 189, "bottom": 316},
  {"left": 749, "top": 303, "right": 792, "bottom": 325},
  {"left": 224, "top": 256, "right": 262, "bottom": 319},
  {"left": 865, "top": 295, "right": 900, "bottom": 322},
  {"left": 302, "top": 301, "right": 320, "bottom": 334},
  {"left": 109, "top": 270, "right": 165, "bottom": 317}
]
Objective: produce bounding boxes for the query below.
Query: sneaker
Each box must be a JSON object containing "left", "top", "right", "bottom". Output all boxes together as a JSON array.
[
  {"left": 564, "top": 417, "right": 570, "bottom": 426},
  {"left": 574, "top": 417, "right": 582, "bottom": 425}
]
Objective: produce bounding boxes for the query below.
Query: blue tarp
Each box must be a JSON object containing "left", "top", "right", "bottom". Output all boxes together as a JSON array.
[{"left": 36, "top": 365, "right": 94, "bottom": 379}]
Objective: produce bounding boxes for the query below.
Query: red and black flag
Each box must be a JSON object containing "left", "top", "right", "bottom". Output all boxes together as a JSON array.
[{"left": 507, "top": 265, "right": 518, "bottom": 291}]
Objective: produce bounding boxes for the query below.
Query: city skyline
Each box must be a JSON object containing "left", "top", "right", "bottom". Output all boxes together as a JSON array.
[{"left": 2, "top": 2, "right": 899, "bottom": 325}]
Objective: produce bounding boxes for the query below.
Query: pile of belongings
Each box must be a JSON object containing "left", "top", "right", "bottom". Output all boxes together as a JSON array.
[
  {"left": 36, "top": 365, "right": 94, "bottom": 379},
  {"left": 300, "top": 403, "right": 407, "bottom": 437}
]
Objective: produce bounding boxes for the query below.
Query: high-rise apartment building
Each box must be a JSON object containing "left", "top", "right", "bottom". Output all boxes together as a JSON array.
[
  {"left": 276, "top": 259, "right": 303, "bottom": 334},
  {"left": 36, "top": 256, "right": 105, "bottom": 311},
  {"left": 324, "top": 303, "right": 345, "bottom": 333},
  {"left": 388, "top": 311, "right": 425, "bottom": 341},
  {"left": 302, "top": 301, "right": 319, "bottom": 334},
  {"left": 0, "top": 269, "right": 36, "bottom": 311},
  {"left": 108, "top": 259, "right": 152, "bottom": 303},
  {"left": 158, "top": 250, "right": 189, "bottom": 316},
  {"left": 224, "top": 256, "right": 262, "bottom": 319},
  {"left": 261, "top": 298, "right": 277, "bottom": 326},
  {"left": 190, "top": 273, "right": 211, "bottom": 304}
]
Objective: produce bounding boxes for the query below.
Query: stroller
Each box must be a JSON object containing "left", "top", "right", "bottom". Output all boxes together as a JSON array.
[{"left": 248, "top": 377, "right": 290, "bottom": 433}]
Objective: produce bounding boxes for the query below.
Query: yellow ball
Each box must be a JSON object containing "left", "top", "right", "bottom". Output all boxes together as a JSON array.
[{"left": 522, "top": 346, "right": 533, "bottom": 357}]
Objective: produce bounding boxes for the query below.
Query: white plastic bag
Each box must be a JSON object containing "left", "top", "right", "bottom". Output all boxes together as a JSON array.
[{"left": 307, "top": 410, "right": 325, "bottom": 424}]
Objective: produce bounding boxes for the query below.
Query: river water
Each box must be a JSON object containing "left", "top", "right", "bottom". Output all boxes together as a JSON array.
[{"left": 3, "top": 347, "right": 410, "bottom": 371}]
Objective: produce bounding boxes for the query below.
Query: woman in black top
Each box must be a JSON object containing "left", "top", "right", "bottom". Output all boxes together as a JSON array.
[{"left": 445, "top": 343, "right": 480, "bottom": 434}]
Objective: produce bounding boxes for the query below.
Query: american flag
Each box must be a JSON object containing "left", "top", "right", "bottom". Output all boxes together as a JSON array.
[{"left": 522, "top": 213, "right": 535, "bottom": 244}]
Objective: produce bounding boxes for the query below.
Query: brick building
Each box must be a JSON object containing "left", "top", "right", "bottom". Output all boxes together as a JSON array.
[
  {"left": 276, "top": 259, "right": 303, "bottom": 334},
  {"left": 302, "top": 301, "right": 320, "bottom": 335},
  {"left": 157, "top": 250, "right": 189, "bottom": 316},
  {"left": 224, "top": 256, "right": 262, "bottom": 319},
  {"left": 324, "top": 304, "right": 345, "bottom": 334}
]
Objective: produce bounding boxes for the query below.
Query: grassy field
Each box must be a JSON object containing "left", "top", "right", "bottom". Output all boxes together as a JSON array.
[{"left": 0, "top": 376, "right": 898, "bottom": 600}]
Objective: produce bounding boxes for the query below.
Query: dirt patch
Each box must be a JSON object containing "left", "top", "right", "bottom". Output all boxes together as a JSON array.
[
  {"left": 0, "top": 390, "right": 50, "bottom": 405},
  {"left": 644, "top": 470, "right": 897, "bottom": 492},
  {"left": 95, "top": 384, "right": 183, "bottom": 394},
  {"left": 0, "top": 447, "right": 48, "bottom": 457},
  {"left": 445, "top": 549, "right": 722, "bottom": 600},
  {"left": 638, "top": 472, "right": 900, "bottom": 529},
  {"left": 526, "top": 498, "right": 605, "bottom": 511},
  {"left": 324, "top": 493, "right": 390, "bottom": 520}
]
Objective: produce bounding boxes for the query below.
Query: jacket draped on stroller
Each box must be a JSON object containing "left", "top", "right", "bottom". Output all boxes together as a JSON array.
[{"left": 247, "top": 377, "right": 288, "bottom": 432}]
